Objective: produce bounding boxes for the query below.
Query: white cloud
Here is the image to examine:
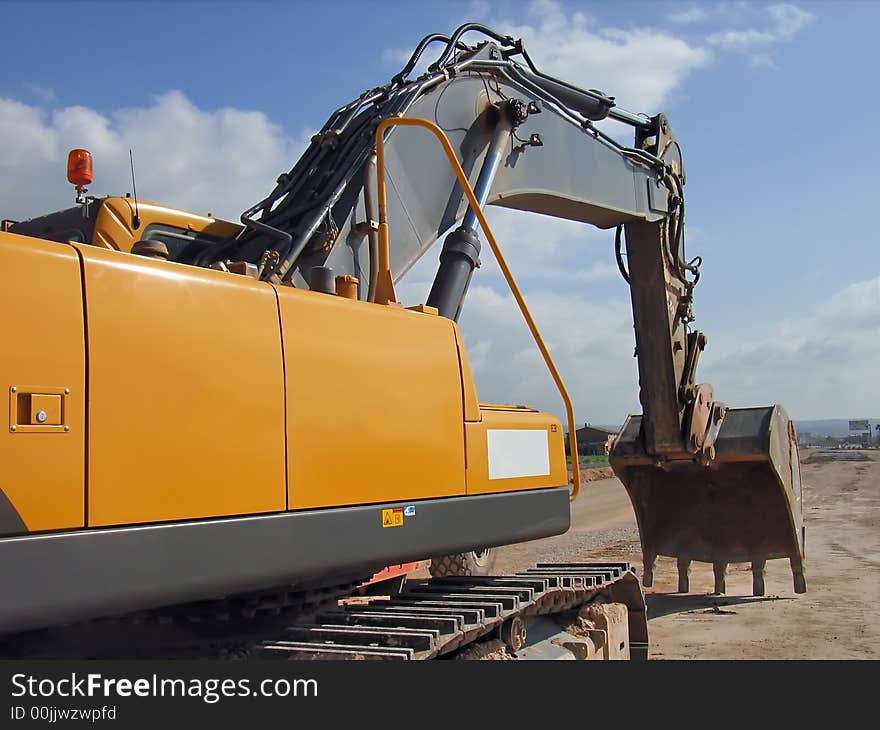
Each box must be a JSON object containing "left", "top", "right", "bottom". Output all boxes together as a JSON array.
[
  {"left": 489, "top": 0, "right": 710, "bottom": 112},
  {"left": 706, "top": 2, "right": 815, "bottom": 67},
  {"left": 702, "top": 277, "right": 880, "bottom": 419},
  {"left": 478, "top": 207, "right": 604, "bottom": 273},
  {"left": 707, "top": 28, "right": 776, "bottom": 50},
  {"left": 23, "top": 83, "right": 58, "bottom": 104},
  {"left": 386, "top": 0, "right": 710, "bottom": 112},
  {"left": 767, "top": 3, "right": 815, "bottom": 40},
  {"left": 0, "top": 91, "right": 309, "bottom": 222},
  {"left": 668, "top": 6, "right": 709, "bottom": 24},
  {"left": 382, "top": 47, "right": 410, "bottom": 66},
  {"left": 573, "top": 261, "right": 619, "bottom": 282},
  {"left": 467, "top": 0, "right": 490, "bottom": 20},
  {"left": 458, "top": 284, "right": 641, "bottom": 424}
]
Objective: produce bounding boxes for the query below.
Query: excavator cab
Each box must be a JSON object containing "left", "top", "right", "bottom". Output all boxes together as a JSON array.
[
  {"left": 5, "top": 149, "right": 242, "bottom": 260},
  {"left": 6, "top": 197, "right": 237, "bottom": 261}
]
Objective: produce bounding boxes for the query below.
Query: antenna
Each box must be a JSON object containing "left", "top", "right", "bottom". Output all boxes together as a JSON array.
[{"left": 129, "top": 149, "right": 141, "bottom": 230}]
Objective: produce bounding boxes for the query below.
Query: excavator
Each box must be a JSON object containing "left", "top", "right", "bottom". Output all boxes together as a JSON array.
[{"left": 0, "top": 24, "right": 805, "bottom": 660}]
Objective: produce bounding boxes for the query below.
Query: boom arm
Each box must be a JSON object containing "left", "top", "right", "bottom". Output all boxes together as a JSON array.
[{"left": 202, "top": 25, "right": 709, "bottom": 463}]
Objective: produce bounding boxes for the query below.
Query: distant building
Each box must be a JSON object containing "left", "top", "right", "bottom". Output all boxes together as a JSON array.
[{"left": 565, "top": 423, "right": 618, "bottom": 456}]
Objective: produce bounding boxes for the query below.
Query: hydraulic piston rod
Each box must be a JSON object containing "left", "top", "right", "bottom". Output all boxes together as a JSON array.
[{"left": 427, "top": 104, "right": 514, "bottom": 320}]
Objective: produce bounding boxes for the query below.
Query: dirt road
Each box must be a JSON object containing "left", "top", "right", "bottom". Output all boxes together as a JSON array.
[{"left": 494, "top": 450, "right": 880, "bottom": 659}]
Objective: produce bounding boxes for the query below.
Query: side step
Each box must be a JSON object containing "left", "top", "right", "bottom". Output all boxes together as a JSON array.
[{"left": 255, "top": 563, "right": 647, "bottom": 660}]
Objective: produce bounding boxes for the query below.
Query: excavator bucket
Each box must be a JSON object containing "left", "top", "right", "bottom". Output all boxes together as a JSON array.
[{"left": 609, "top": 405, "right": 806, "bottom": 596}]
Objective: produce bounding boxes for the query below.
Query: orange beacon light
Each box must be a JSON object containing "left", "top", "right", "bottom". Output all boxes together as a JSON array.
[{"left": 67, "top": 148, "right": 93, "bottom": 203}]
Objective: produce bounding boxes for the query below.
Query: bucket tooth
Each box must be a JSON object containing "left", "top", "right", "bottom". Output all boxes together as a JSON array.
[
  {"left": 791, "top": 558, "right": 807, "bottom": 594},
  {"left": 642, "top": 551, "right": 656, "bottom": 588},
  {"left": 677, "top": 558, "right": 691, "bottom": 593},
  {"left": 751, "top": 559, "right": 766, "bottom": 597},
  {"left": 712, "top": 562, "right": 727, "bottom": 595}
]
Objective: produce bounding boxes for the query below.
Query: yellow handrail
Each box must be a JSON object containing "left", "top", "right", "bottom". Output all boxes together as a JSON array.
[{"left": 374, "top": 115, "right": 582, "bottom": 501}]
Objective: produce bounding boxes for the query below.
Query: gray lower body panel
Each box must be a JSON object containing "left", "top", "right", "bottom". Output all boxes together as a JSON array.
[
  {"left": 0, "top": 487, "right": 569, "bottom": 635},
  {"left": 0, "top": 488, "right": 27, "bottom": 537}
]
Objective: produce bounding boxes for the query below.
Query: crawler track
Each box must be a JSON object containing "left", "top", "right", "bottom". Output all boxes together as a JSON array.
[
  {"left": 0, "top": 563, "right": 647, "bottom": 659},
  {"left": 257, "top": 562, "right": 648, "bottom": 660}
]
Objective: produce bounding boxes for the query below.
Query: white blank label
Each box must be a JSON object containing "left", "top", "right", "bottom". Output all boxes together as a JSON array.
[{"left": 487, "top": 429, "right": 550, "bottom": 480}]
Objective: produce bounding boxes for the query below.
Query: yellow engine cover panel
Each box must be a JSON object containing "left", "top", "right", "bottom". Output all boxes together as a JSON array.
[
  {"left": 93, "top": 198, "right": 241, "bottom": 252},
  {"left": 76, "top": 245, "right": 286, "bottom": 526},
  {"left": 0, "top": 234, "right": 85, "bottom": 531},
  {"left": 466, "top": 406, "right": 568, "bottom": 495},
  {"left": 276, "top": 289, "right": 466, "bottom": 509}
]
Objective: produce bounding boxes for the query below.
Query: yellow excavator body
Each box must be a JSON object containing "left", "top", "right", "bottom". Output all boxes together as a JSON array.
[
  {"left": 0, "top": 26, "right": 807, "bottom": 655},
  {"left": 1, "top": 224, "right": 567, "bottom": 524},
  {"left": 0, "top": 211, "right": 570, "bottom": 634}
]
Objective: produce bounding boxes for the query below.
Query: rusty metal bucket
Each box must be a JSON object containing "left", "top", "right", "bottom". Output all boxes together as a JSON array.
[{"left": 609, "top": 405, "right": 806, "bottom": 596}]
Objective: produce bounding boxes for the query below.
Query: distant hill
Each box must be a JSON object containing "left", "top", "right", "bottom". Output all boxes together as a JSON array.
[
  {"left": 794, "top": 419, "right": 879, "bottom": 437},
  {"left": 574, "top": 419, "right": 878, "bottom": 438}
]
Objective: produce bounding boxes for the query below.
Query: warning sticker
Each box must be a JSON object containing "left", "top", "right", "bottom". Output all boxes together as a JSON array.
[{"left": 381, "top": 508, "right": 404, "bottom": 528}]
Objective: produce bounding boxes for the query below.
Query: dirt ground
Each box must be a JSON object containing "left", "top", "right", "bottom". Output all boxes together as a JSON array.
[{"left": 493, "top": 450, "right": 880, "bottom": 659}]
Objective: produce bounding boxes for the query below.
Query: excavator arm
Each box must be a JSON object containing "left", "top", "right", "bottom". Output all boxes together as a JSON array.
[{"left": 201, "top": 24, "right": 805, "bottom": 595}]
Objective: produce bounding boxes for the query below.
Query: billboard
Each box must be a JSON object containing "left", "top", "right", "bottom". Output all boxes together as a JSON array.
[{"left": 849, "top": 419, "right": 870, "bottom": 431}]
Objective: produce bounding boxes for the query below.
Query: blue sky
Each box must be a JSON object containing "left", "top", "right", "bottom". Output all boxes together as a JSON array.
[{"left": 1, "top": 1, "right": 877, "bottom": 422}]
